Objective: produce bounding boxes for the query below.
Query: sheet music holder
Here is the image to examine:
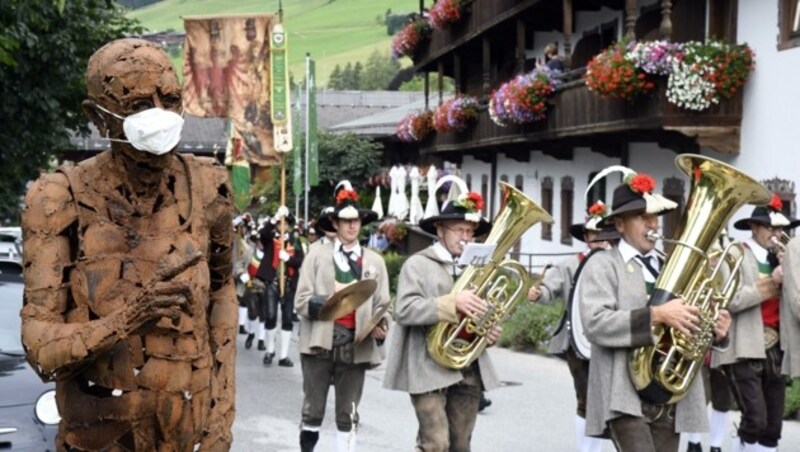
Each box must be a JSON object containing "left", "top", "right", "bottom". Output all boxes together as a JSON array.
[{"left": 457, "top": 243, "right": 496, "bottom": 267}]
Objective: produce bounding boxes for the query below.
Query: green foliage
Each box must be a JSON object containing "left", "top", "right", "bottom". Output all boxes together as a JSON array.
[
  {"left": 0, "top": 0, "right": 142, "bottom": 223},
  {"left": 381, "top": 251, "right": 407, "bottom": 297},
  {"left": 498, "top": 300, "right": 564, "bottom": 352},
  {"left": 399, "top": 73, "right": 456, "bottom": 92},
  {"left": 263, "top": 132, "right": 382, "bottom": 217},
  {"left": 327, "top": 50, "right": 399, "bottom": 90},
  {"left": 785, "top": 378, "right": 800, "bottom": 419}
]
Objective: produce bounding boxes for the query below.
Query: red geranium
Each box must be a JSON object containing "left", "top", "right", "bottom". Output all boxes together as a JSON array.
[
  {"left": 588, "top": 201, "right": 606, "bottom": 216},
  {"left": 458, "top": 192, "right": 484, "bottom": 212},
  {"left": 628, "top": 173, "right": 656, "bottom": 194},
  {"left": 336, "top": 189, "right": 359, "bottom": 205},
  {"left": 769, "top": 193, "right": 783, "bottom": 212},
  {"left": 585, "top": 41, "right": 655, "bottom": 100}
]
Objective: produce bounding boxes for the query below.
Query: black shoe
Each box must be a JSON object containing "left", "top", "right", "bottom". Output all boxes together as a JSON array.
[
  {"left": 263, "top": 352, "right": 275, "bottom": 366},
  {"left": 709, "top": 448, "right": 721, "bottom": 452},
  {"left": 244, "top": 334, "right": 254, "bottom": 349},
  {"left": 239, "top": 325, "right": 247, "bottom": 335},
  {"left": 300, "top": 430, "right": 319, "bottom": 452},
  {"left": 686, "top": 442, "right": 702, "bottom": 452},
  {"left": 278, "top": 357, "right": 294, "bottom": 367},
  {"left": 257, "top": 340, "right": 266, "bottom": 351},
  {"left": 478, "top": 395, "right": 492, "bottom": 412}
]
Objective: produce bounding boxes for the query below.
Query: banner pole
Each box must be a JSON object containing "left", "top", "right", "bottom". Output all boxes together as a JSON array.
[{"left": 304, "top": 53, "right": 311, "bottom": 226}]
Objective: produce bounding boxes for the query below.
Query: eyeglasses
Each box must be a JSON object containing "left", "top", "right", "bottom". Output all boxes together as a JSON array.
[{"left": 443, "top": 225, "right": 476, "bottom": 237}]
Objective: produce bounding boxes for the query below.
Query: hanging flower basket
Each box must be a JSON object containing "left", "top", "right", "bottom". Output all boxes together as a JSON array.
[
  {"left": 432, "top": 96, "right": 479, "bottom": 132},
  {"left": 391, "top": 18, "right": 432, "bottom": 59},
  {"left": 429, "top": 0, "right": 470, "bottom": 29},
  {"left": 396, "top": 111, "right": 433, "bottom": 142},
  {"left": 489, "top": 67, "right": 561, "bottom": 126},
  {"left": 585, "top": 40, "right": 656, "bottom": 100}
]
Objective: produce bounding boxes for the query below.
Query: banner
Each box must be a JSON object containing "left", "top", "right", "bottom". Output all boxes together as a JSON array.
[
  {"left": 292, "top": 84, "right": 303, "bottom": 197},
  {"left": 183, "top": 14, "right": 279, "bottom": 165},
  {"left": 228, "top": 128, "right": 252, "bottom": 212},
  {"left": 270, "top": 23, "right": 293, "bottom": 153},
  {"left": 307, "top": 57, "right": 319, "bottom": 186}
]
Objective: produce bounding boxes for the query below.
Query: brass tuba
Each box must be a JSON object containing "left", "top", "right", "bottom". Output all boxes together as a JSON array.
[
  {"left": 628, "top": 154, "right": 770, "bottom": 404},
  {"left": 427, "top": 182, "right": 554, "bottom": 370}
]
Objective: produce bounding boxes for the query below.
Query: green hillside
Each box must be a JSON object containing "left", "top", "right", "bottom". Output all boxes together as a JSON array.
[{"left": 126, "top": 0, "right": 418, "bottom": 84}]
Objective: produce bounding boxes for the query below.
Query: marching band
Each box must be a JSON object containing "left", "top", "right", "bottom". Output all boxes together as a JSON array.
[{"left": 232, "top": 156, "right": 799, "bottom": 452}]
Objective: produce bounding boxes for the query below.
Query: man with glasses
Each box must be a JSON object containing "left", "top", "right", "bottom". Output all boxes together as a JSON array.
[
  {"left": 711, "top": 194, "right": 800, "bottom": 452},
  {"left": 384, "top": 188, "right": 501, "bottom": 451}
]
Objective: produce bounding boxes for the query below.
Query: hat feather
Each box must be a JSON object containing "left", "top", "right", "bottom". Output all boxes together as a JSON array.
[{"left": 584, "top": 165, "right": 637, "bottom": 201}]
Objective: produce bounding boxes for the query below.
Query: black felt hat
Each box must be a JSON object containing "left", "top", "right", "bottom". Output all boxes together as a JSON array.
[
  {"left": 317, "top": 181, "right": 378, "bottom": 233},
  {"left": 419, "top": 192, "right": 492, "bottom": 236},
  {"left": 569, "top": 200, "right": 618, "bottom": 242},
  {"left": 733, "top": 194, "right": 800, "bottom": 230}
]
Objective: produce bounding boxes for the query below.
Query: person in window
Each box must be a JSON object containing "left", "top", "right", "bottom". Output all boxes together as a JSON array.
[
  {"left": 578, "top": 168, "right": 731, "bottom": 452},
  {"left": 543, "top": 42, "right": 565, "bottom": 72}
]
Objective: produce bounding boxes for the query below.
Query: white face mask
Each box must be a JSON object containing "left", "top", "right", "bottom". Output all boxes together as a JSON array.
[{"left": 96, "top": 105, "right": 184, "bottom": 155}]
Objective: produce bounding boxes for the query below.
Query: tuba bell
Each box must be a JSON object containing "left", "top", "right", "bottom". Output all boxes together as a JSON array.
[
  {"left": 628, "top": 154, "right": 770, "bottom": 404},
  {"left": 427, "top": 182, "right": 554, "bottom": 370}
]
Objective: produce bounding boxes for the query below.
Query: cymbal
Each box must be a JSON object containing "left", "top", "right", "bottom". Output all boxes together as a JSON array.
[
  {"left": 354, "top": 301, "right": 392, "bottom": 344},
  {"left": 318, "top": 279, "right": 378, "bottom": 321}
]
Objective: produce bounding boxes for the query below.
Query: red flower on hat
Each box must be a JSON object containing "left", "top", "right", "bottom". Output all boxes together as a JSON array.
[
  {"left": 456, "top": 192, "right": 484, "bottom": 212},
  {"left": 336, "top": 189, "right": 359, "bottom": 205},
  {"left": 588, "top": 201, "right": 606, "bottom": 216},
  {"left": 628, "top": 173, "right": 656, "bottom": 194},
  {"left": 768, "top": 193, "right": 783, "bottom": 212}
]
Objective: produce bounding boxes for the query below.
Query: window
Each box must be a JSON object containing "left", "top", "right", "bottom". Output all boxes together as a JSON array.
[
  {"left": 762, "top": 177, "right": 797, "bottom": 235},
  {"left": 661, "top": 177, "right": 685, "bottom": 252},
  {"left": 561, "top": 176, "right": 574, "bottom": 246},
  {"left": 541, "top": 177, "right": 553, "bottom": 241},
  {"left": 779, "top": 0, "right": 800, "bottom": 50},
  {"left": 586, "top": 171, "right": 606, "bottom": 208}
]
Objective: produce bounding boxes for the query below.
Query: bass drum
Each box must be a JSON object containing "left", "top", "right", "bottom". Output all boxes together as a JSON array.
[{"left": 567, "top": 249, "right": 600, "bottom": 360}]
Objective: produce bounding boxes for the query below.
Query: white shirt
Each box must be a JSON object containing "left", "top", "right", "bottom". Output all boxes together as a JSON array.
[
  {"left": 617, "top": 238, "right": 661, "bottom": 283},
  {"left": 744, "top": 237, "right": 769, "bottom": 264},
  {"left": 433, "top": 241, "right": 464, "bottom": 277},
  {"left": 333, "top": 238, "right": 362, "bottom": 273}
]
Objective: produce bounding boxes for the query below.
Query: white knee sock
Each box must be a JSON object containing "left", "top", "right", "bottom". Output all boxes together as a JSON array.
[
  {"left": 280, "top": 329, "right": 292, "bottom": 359},
  {"left": 585, "top": 436, "right": 604, "bottom": 452},
  {"left": 574, "top": 415, "right": 586, "bottom": 451},
  {"left": 238, "top": 307, "right": 247, "bottom": 327},
  {"left": 709, "top": 409, "right": 729, "bottom": 448},
  {"left": 258, "top": 322, "right": 266, "bottom": 341},
  {"left": 754, "top": 445, "right": 776, "bottom": 452},
  {"left": 247, "top": 319, "right": 259, "bottom": 336},
  {"left": 336, "top": 430, "right": 356, "bottom": 452},
  {"left": 266, "top": 328, "right": 277, "bottom": 354},
  {"left": 685, "top": 432, "right": 702, "bottom": 444}
]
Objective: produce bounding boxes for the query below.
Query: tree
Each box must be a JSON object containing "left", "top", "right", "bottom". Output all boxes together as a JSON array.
[
  {"left": 341, "top": 62, "right": 355, "bottom": 90},
  {"left": 263, "top": 132, "right": 382, "bottom": 220},
  {"left": 328, "top": 64, "right": 343, "bottom": 90},
  {"left": 361, "top": 50, "right": 401, "bottom": 90},
  {"left": 0, "top": 0, "right": 141, "bottom": 223},
  {"left": 352, "top": 62, "right": 364, "bottom": 90}
]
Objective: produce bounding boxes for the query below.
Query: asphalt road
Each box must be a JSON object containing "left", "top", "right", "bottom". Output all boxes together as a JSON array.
[{"left": 231, "top": 329, "right": 800, "bottom": 451}]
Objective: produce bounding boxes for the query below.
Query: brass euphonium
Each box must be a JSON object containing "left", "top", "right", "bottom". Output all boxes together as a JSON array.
[
  {"left": 628, "top": 154, "right": 771, "bottom": 404},
  {"left": 427, "top": 182, "right": 554, "bottom": 370}
]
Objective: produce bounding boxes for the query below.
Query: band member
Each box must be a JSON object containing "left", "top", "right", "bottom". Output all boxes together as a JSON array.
[
  {"left": 256, "top": 206, "right": 304, "bottom": 367},
  {"left": 234, "top": 214, "right": 256, "bottom": 334},
  {"left": 383, "top": 188, "right": 501, "bottom": 452},
  {"left": 712, "top": 194, "right": 799, "bottom": 452},
  {"left": 528, "top": 200, "right": 615, "bottom": 452},
  {"left": 294, "top": 182, "right": 390, "bottom": 452},
  {"left": 578, "top": 170, "right": 731, "bottom": 452},
  {"left": 783, "top": 231, "right": 800, "bottom": 379},
  {"left": 242, "top": 225, "right": 266, "bottom": 349}
]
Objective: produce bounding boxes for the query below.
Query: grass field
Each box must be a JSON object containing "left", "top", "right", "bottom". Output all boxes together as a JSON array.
[{"left": 127, "top": 0, "right": 418, "bottom": 84}]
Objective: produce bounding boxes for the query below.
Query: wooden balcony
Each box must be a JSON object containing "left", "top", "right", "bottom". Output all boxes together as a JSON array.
[{"left": 419, "top": 75, "right": 743, "bottom": 159}]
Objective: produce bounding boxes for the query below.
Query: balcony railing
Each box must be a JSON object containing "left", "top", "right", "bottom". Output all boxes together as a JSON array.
[{"left": 419, "top": 75, "right": 743, "bottom": 156}]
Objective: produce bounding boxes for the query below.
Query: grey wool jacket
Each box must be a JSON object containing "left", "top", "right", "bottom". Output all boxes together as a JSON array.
[
  {"left": 711, "top": 245, "right": 780, "bottom": 368},
  {"left": 782, "top": 237, "right": 800, "bottom": 377},
  {"left": 383, "top": 245, "right": 500, "bottom": 394},
  {"left": 538, "top": 254, "right": 581, "bottom": 355},
  {"left": 578, "top": 248, "right": 707, "bottom": 436},
  {"left": 294, "top": 240, "right": 391, "bottom": 367}
]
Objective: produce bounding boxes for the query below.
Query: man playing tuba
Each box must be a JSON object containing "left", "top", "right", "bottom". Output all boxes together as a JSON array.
[
  {"left": 711, "top": 194, "right": 800, "bottom": 452},
  {"left": 578, "top": 170, "right": 731, "bottom": 452},
  {"left": 383, "top": 185, "right": 501, "bottom": 452}
]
